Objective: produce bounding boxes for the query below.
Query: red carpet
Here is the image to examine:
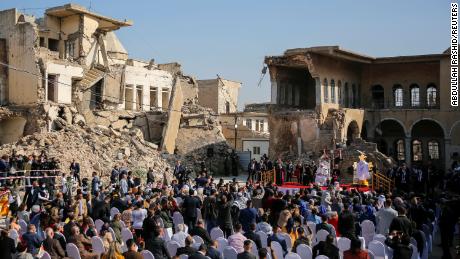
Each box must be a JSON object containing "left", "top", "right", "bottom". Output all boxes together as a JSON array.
[{"left": 277, "top": 182, "right": 371, "bottom": 192}]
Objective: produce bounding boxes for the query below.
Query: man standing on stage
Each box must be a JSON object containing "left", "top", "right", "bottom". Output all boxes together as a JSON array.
[{"left": 274, "top": 158, "right": 285, "bottom": 185}]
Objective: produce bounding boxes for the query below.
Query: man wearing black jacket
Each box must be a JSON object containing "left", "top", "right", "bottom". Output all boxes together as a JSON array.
[
  {"left": 183, "top": 189, "right": 201, "bottom": 231},
  {"left": 243, "top": 223, "right": 262, "bottom": 250},
  {"left": 145, "top": 225, "right": 171, "bottom": 259},
  {"left": 176, "top": 236, "right": 197, "bottom": 257},
  {"left": 389, "top": 206, "right": 413, "bottom": 237},
  {"left": 92, "top": 196, "right": 110, "bottom": 222},
  {"left": 189, "top": 219, "right": 212, "bottom": 245}
]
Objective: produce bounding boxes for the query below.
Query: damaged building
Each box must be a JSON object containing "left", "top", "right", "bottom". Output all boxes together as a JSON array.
[
  {"left": 265, "top": 46, "right": 459, "bottom": 172},
  {"left": 0, "top": 4, "right": 200, "bottom": 149}
]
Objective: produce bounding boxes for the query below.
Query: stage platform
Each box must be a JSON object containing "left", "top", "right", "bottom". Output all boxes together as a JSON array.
[{"left": 276, "top": 182, "right": 371, "bottom": 193}]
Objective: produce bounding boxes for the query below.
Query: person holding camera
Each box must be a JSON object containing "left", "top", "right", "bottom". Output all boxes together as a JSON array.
[{"left": 385, "top": 230, "right": 413, "bottom": 259}]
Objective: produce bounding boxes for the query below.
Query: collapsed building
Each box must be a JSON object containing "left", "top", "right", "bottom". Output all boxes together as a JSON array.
[
  {"left": 0, "top": 4, "right": 235, "bottom": 178},
  {"left": 265, "top": 46, "right": 460, "bottom": 174}
]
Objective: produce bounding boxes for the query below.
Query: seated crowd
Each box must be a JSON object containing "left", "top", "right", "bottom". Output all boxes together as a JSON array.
[{"left": 0, "top": 155, "right": 458, "bottom": 259}]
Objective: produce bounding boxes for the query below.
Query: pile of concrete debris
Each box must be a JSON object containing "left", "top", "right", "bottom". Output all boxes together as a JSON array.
[{"left": 0, "top": 119, "right": 171, "bottom": 183}]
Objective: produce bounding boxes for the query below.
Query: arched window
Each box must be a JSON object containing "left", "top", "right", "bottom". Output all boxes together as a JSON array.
[
  {"left": 337, "top": 80, "right": 342, "bottom": 105},
  {"left": 412, "top": 139, "right": 423, "bottom": 161},
  {"left": 410, "top": 84, "right": 420, "bottom": 107},
  {"left": 344, "top": 82, "right": 349, "bottom": 107},
  {"left": 428, "top": 140, "right": 439, "bottom": 159},
  {"left": 396, "top": 139, "right": 405, "bottom": 161},
  {"left": 323, "top": 78, "right": 329, "bottom": 103},
  {"left": 393, "top": 85, "right": 404, "bottom": 107},
  {"left": 330, "top": 79, "right": 336, "bottom": 103},
  {"left": 427, "top": 84, "right": 437, "bottom": 107},
  {"left": 352, "top": 84, "right": 356, "bottom": 108}
]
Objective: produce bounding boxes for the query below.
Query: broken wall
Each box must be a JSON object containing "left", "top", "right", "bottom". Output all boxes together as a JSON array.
[{"left": 161, "top": 79, "right": 183, "bottom": 153}]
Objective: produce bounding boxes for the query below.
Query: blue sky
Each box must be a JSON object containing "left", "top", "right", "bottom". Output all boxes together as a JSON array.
[{"left": 0, "top": 1, "right": 451, "bottom": 109}]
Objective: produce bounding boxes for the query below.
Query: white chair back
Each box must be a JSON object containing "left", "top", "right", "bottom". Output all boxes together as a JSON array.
[
  {"left": 315, "top": 229, "right": 329, "bottom": 244},
  {"left": 173, "top": 211, "right": 184, "bottom": 226},
  {"left": 249, "top": 239, "right": 258, "bottom": 257},
  {"left": 410, "top": 244, "right": 419, "bottom": 259},
  {"left": 95, "top": 219, "right": 104, "bottom": 232},
  {"left": 121, "top": 228, "right": 134, "bottom": 243},
  {"left": 141, "top": 250, "right": 155, "bottom": 259},
  {"left": 372, "top": 234, "right": 386, "bottom": 244},
  {"left": 422, "top": 241, "right": 428, "bottom": 259},
  {"left": 157, "top": 217, "right": 165, "bottom": 228},
  {"left": 256, "top": 231, "right": 268, "bottom": 248},
  {"left": 110, "top": 207, "right": 120, "bottom": 220},
  {"left": 196, "top": 208, "right": 203, "bottom": 222},
  {"left": 410, "top": 237, "right": 418, "bottom": 248},
  {"left": 193, "top": 235, "right": 205, "bottom": 244},
  {"left": 210, "top": 227, "right": 224, "bottom": 240},
  {"left": 315, "top": 255, "right": 329, "bottom": 259},
  {"left": 166, "top": 240, "right": 180, "bottom": 256},
  {"left": 285, "top": 252, "right": 302, "bottom": 259},
  {"left": 280, "top": 232, "right": 293, "bottom": 251},
  {"left": 296, "top": 244, "right": 312, "bottom": 259},
  {"left": 120, "top": 220, "right": 126, "bottom": 228},
  {"left": 163, "top": 228, "right": 173, "bottom": 241},
  {"left": 270, "top": 241, "right": 284, "bottom": 259},
  {"left": 361, "top": 220, "right": 376, "bottom": 246},
  {"left": 179, "top": 254, "right": 188, "bottom": 259},
  {"left": 108, "top": 227, "right": 117, "bottom": 241},
  {"left": 41, "top": 251, "right": 51, "bottom": 259},
  {"left": 8, "top": 229, "right": 19, "bottom": 246},
  {"left": 175, "top": 197, "right": 183, "bottom": 206},
  {"left": 217, "top": 237, "right": 228, "bottom": 253},
  {"left": 66, "top": 243, "right": 81, "bottom": 259},
  {"left": 223, "top": 246, "right": 238, "bottom": 259},
  {"left": 18, "top": 219, "right": 27, "bottom": 235},
  {"left": 368, "top": 240, "right": 386, "bottom": 259},
  {"left": 359, "top": 236, "right": 366, "bottom": 249},
  {"left": 337, "top": 237, "right": 351, "bottom": 258},
  {"left": 306, "top": 222, "right": 316, "bottom": 241},
  {"left": 91, "top": 236, "right": 105, "bottom": 255}
]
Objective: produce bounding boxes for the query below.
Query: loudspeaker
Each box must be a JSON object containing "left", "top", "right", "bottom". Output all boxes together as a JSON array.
[{"left": 207, "top": 147, "right": 214, "bottom": 158}]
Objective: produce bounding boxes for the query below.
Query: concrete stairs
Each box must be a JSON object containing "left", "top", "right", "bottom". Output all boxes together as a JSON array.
[{"left": 78, "top": 67, "right": 106, "bottom": 90}]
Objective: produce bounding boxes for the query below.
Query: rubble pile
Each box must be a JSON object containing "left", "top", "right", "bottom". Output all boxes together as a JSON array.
[{"left": 0, "top": 119, "right": 171, "bottom": 183}]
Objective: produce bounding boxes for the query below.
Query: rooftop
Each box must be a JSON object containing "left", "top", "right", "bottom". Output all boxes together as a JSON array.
[{"left": 45, "top": 3, "right": 133, "bottom": 31}]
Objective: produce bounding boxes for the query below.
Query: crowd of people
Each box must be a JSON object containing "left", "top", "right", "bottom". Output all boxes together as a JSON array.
[{"left": 0, "top": 152, "right": 458, "bottom": 259}]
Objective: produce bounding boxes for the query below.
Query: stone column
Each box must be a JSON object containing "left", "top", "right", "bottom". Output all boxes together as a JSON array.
[
  {"left": 269, "top": 66, "right": 278, "bottom": 104},
  {"left": 405, "top": 135, "right": 411, "bottom": 167},
  {"left": 157, "top": 87, "right": 162, "bottom": 110}
]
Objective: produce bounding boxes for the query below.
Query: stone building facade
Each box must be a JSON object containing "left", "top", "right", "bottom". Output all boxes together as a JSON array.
[
  {"left": 197, "top": 78, "right": 240, "bottom": 114},
  {"left": 0, "top": 4, "right": 199, "bottom": 147},
  {"left": 265, "top": 46, "right": 459, "bottom": 170}
]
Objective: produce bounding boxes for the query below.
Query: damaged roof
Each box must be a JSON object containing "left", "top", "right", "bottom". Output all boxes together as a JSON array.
[
  {"left": 269, "top": 45, "right": 449, "bottom": 65},
  {"left": 45, "top": 3, "right": 133, "bottom": 31}
]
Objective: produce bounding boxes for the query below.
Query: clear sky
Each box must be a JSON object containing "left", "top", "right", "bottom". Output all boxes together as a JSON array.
[{"left": 0, "top": 0, "right": 452, "bottom": 110}]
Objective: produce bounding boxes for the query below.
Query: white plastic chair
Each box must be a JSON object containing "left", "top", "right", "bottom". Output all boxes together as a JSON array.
[
  {"left": 422, "top": 241, "right": 428, "bottom": 259},
  {"left": 8, "top": 229, "right": 19, "bottom": 247},
  {"left": 41, "top": 251, "right": 51, "bottom": 259},
  {"left": 196, "top": 208, "right": 203, "bottom": 222},
  {"left": 193, "top": 235, "right": 204, "bottom": 244},
  {"left": 280, "top": 232, "right": 293, "bottom": 251},
  {"left": 110, "top": 207, "right": 120, "bottom": 220},
  {"left": 173, "top": 211, "right": 184, "bottom": 227},
  {"left": 296, "top": 244, "right": 312, "bottom": 259},
  {"left": 307, "top": 222, "right": 316, "bottom": 241},
  {"left": 179, "top": 254, "right": 188, "bottom": 259},
  {"left": 223, "top": 246, "right": 238, "bottom": 259},
  {"left": 271, "top": 241, "right": 284, "bottom": 259},
  {"left": 256, "top": 231, "right": 268, "bottom": 248},
  {"left": 175, "top": 197, "right": 183, "bottom": 206},
  {"left": 166, "top": 240, "right": 180, "bottom": 257},
  {"left": 359, "top": 236, "right": 366, "bottom": 249},
  {"left": 373, "top": 234, "right": 386, "bottom": 244},
  {"left": 249, "top": 239, "right": 258, "bottom": 257},
  {"left": 410, "top": 244, "right": 419, "bottom": 259},
  {"left": 18, "top": 219, "right": 27, "bottom": 235},
  {"left": 315, "top": 255, "right": 329, "bottom": 259},
  {"left": 95, "top": 219, "right": 104, "bottom": 232},
  {"left": 66, "top": 243, "right": 81, "bottom": 259},
  {"left": 120, "top": 220, "right": 126, "bottom": 228},
  {"left": 217, "top": 237, "right": 228, "bottom": 253},
  {"left": 285, "top": 252, "right": 302, "bottom": 259},
  {"left": 210, "top": 227, "right": 224, "bottom": 240},
  {"left": 157, "top": 217, "right": 165, "bottom": 228},
  {"left": 337, "top": 237, "right": 351, "bottom": 258},
  {"left": 121, "top": 228, "right": 133, "bottom": 243},
  {"left": 368, "top": 240, "right": 386, "bottom": 259},
  {"left": 163, "top": 228, "right": 173, "bottom": 241},
  {"left": 91, "top": 236, "right": 105, "bottom": 255},
  {"left": 361, "top": 220, "right": 376, "bottom": 247},
  {"left": 315, "top": 229, "right": 329, "bottom": 244},
  {"left": 141, "top": 250, "right": 155, "bottom": 259},
  {"left": 108, "top": 227, "right": 117, "bottom": 241}
]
